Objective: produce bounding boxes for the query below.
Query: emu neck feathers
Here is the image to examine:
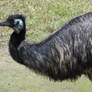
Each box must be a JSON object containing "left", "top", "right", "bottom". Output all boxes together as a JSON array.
[{"left": 9, "top": 29, "right": 26, "bottom": 64}]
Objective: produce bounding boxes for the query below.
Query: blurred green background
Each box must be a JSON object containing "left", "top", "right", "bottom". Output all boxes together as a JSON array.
[{"left": 0, "top": 0, "right": 92, "bottom": 92}]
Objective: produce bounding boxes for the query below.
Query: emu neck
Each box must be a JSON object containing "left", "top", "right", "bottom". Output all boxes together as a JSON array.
[
  {"left": 9, "top": 28, "right": 26, "bottom": 64},
  {"left": 10, "top": 30, "right": 26, "bottom": 48}
]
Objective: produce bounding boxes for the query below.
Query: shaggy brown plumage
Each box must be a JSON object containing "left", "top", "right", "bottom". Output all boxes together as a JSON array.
[{"left": 0, "top": 12, "right": 92, "bottom": 81}]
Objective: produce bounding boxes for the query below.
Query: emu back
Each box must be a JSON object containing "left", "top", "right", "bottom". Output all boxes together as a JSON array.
[{"left": 18, "top": 13, "right": 92, "bottom": 81}]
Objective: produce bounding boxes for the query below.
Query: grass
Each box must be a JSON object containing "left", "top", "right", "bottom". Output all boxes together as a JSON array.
[
  {"left": 0, "top": 0, "right": 92, "bottom": 92},
  {"left": 0, "top": 0, "right": 92, "bottom": 41}
]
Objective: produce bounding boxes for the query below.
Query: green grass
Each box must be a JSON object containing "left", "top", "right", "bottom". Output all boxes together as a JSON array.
[
  {"left": 0, "top": 0, "right": 92, "bottom": 41},
  {"left": 0, "top": 0, "right": 92, "bottom": 92}
]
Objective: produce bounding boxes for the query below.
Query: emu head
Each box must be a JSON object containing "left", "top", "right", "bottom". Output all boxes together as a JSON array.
[{"left": 0, "top": 14, "right": 26, "bottom": 34}]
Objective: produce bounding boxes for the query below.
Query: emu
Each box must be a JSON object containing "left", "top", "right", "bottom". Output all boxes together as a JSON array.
[{"left": 0, "top": 12, "right": 92, "bottom": 81}]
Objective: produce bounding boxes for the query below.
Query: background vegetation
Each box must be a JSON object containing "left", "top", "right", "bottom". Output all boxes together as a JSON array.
[{"left": 0, "top": 0, "right": 92, "bottom": 92}]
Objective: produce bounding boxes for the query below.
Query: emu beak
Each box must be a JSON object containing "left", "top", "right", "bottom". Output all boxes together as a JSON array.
[{"left": 0, "top": 20, "right": 10, "bottom": 26}]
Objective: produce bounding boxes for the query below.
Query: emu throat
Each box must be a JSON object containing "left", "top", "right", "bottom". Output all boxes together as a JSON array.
[{"left": 9, "top": 30, "right": 26, "bottom": 64}]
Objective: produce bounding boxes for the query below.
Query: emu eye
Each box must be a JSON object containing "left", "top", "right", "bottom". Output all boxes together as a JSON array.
[
  {"left": 16, "top": 21, "right": 19, "bottom": 25},
  {"left": 14, "top": 19, "right": 23, "bottom": 27}
]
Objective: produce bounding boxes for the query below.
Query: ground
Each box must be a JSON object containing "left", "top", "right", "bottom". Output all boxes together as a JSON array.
[
  {"left": 0, "top": 37, "right": 92, "bottom": 92},
  {"left": 0, "top": 0, "right": 92, "bottom": 92}
]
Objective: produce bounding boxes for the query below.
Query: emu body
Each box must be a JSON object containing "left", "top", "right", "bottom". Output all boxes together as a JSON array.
[{"left": 0, "top": 12, "right": 92, "bottom": 81}]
